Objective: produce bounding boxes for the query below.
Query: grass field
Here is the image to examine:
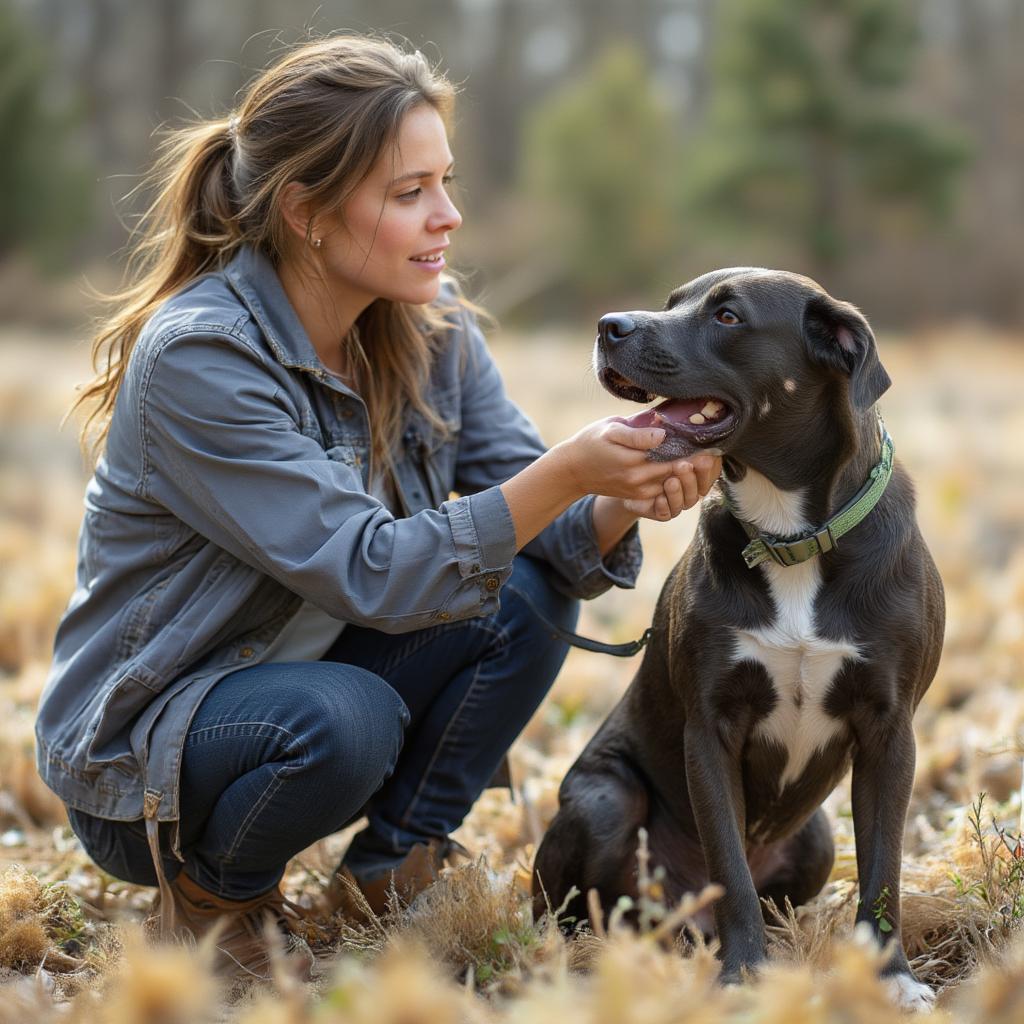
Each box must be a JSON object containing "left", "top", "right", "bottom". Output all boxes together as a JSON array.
[{"left": 1, "top": 323, "right": 1023, "bottom": 1021}]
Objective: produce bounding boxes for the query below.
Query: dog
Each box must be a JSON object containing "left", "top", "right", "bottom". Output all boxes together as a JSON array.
[{"left": 532, "top": 268, "right": 944, "bottom": 1012}]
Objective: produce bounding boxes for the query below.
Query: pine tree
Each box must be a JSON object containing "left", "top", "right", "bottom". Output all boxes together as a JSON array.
[
  {"left": 0, "top": 1, "right": 91, "bottom": 267},
  {"left": 686, "top": 0, "right": 967, "bottom": 279},
  {"left": 522, "top": 45, "right": 685, "bottom": 308}
]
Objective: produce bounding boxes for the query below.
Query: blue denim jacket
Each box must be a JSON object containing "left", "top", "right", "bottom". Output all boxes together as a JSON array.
[{"left": 36, "top": 245, "right": 641, "bottom": 838}]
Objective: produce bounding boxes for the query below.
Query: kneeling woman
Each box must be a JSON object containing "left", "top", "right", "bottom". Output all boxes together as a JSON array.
[{"left": 36, "top": 35, "right": 720, "bottom": 976}]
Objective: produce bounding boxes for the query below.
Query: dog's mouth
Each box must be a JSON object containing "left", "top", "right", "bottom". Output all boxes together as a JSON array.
[{"left": 599, "top": 367, "right": 738, "bottom": 461}]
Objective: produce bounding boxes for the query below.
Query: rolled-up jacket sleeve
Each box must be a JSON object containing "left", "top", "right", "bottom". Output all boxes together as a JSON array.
[
  {"left": 139, "top": 330, "right": 518, "bottom": 632},
  {"left": 452, "top": 309, "right": 642, "bottom": 599}
]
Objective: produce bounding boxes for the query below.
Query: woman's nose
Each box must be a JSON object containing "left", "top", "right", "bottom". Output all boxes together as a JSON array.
[{"left": 429, "top": 191, "right": 462, "bottom": 233}]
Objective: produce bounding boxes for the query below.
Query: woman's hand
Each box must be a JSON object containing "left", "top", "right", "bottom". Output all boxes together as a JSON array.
[
  {"left": 548, "top": 418, "right": 723, "bottom": 556},
  {"left": 554, "top": 419, "right": 687, "bottom": 503},
  {"left": 500, "top": 417, "right": 722, "bottom": 553},
  {"left": 622, "top": 452, "right": 723, "bottom": 521}
]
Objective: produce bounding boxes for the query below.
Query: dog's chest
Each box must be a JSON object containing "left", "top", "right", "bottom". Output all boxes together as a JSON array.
[{"left": 725, "top": 473, "right": 857, "bottom": 788}]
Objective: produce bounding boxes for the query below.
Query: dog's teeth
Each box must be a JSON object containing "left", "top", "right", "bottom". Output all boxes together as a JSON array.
[
  {"left": 689, "top": 413, "right": 706, "bottom": 425},
  {"left": 701, "top": 401, "right": 724, "bottom": 419}
]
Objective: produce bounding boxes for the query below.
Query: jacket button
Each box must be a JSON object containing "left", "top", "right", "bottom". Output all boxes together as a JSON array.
[
  {"left": 342, "top": 409, "right": 354, "bottom": 419},
  {"left": 437, "top": 611, "right": 452, "bottom": 621},
  {"left": 239, "top": 646, "right": 255, "bottom": 658},
  {"left": 484, "top": 576, "right": 500, "bottom": 592}
]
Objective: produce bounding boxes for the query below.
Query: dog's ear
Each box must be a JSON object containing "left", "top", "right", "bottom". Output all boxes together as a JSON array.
[{"left": 803, "top": 293, "right": 890, "bottom": 409}]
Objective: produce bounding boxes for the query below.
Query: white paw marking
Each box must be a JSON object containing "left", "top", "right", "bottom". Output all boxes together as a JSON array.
[{"left": 884, "top": 972, "right": 935, "bottom": 1013}]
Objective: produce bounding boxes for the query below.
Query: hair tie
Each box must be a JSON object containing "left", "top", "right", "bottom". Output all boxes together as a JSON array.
[{"left": 227, "top": 114, "right": 240, "bottom": 139}]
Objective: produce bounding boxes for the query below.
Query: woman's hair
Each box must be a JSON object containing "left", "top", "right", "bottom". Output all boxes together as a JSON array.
[{"left": 75, "top": 34, "right": 463, "bottom": 473}]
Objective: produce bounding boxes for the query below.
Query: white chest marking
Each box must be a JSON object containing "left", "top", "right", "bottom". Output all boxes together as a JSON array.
[{"left": 727, "top": 469, "right": 858, "bottom": 789}]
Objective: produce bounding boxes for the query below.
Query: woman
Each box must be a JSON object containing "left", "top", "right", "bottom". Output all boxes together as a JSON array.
[{"left": 36, "top": 35, "right": 720, "bottom": 976}]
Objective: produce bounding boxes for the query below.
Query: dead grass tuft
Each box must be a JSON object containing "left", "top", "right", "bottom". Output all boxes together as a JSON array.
[
  {"left": 0, "top": 865, "right": 87, "bottom": 974},
  {"left": 948, "top": 929, "right": 1024, "bottom": 1024},
  {"left": 405, "top": 860, "right": 559, "bottom": 990},
  {"left": 315, "top": 939, "right": 488, "bottom": 1024},
  {"left": 68, "top": 924, "right": 221, "bottom": 1024}
]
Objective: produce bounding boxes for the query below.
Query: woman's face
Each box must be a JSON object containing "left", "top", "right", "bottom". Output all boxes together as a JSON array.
[{"left": 315, "top": 104, "right": 462, "bottom": 311}]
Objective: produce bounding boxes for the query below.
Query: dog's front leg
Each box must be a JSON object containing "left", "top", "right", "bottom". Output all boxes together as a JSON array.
[
  {"left": 684, "top": 717, "right": 764, "bottom": 982},
  {"left": 851, "top": 714, "right": 934, "bottom": 1011}
]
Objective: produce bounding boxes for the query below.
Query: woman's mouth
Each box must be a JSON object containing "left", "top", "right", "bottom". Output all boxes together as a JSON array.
[{"left": 409, "top": 248, "right": 446, "bottom": 271}]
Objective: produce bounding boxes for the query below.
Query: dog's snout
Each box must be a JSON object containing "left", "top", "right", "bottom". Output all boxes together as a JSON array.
[{"left": 598, "top": 313, "right": 636, "bottom": 346}]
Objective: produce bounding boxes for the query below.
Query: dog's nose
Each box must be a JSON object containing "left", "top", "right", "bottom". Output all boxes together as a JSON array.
[{"left": 598, "top": 313, "right": 636, "bottom": 346}]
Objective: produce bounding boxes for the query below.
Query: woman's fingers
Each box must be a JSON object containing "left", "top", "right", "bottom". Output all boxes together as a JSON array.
[
  {"left": 603, "top": 421, "right": 666, "bottom": 451},
  {"left": 677, "top": 462, "right": 700, "bottom": 508},
  {"left": 689, "top": 454, "right": 723, "bottom": 496},
  {"left": 566, "top": 420, "right": 724, "bottom": 506},
  {"left": 662, "top": 474, "right": 683, "bottom": 518}
]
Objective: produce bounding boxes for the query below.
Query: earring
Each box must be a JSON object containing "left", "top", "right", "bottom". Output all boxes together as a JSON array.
[{"left": 312, "top": 238, "right": 322, "bottom": 249}]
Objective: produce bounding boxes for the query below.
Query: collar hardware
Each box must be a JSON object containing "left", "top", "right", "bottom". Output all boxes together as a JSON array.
[{"left": 729, "top": 417, "right": 893, "bottom": 570}]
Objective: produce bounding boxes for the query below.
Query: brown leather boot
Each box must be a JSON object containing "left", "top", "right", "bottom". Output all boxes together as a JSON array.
[
  {"left": 324, "top": 838, "right": 469, "bottom": 923},
  {"left": 152, "top": 872, "right": 319, "bottom": 980}
]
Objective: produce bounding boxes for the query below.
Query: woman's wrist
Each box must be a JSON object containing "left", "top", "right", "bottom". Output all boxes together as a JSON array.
[
  {"left": 500, "top": 446, "right": 587, "bottom": 550},
  {"left": 592, "top": 495, "right": 641, "bottom": 557}
]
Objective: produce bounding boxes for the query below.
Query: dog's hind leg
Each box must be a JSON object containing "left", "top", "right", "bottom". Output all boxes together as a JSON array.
[
  {"left": 752, "top": 807, "right": 834, "bottom": 920},
  {"left": 532, "top": 763, "right": 649, "bottom": 930}
]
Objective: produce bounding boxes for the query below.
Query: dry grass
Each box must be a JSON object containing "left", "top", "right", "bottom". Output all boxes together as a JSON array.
[{"left": 1, "top": 322, "right": 1023, "bottom": 1018}]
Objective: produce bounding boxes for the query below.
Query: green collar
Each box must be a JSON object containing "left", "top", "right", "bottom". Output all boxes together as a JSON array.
[{"left": 722, "top": 417, "right": 894, "bottom": 569}]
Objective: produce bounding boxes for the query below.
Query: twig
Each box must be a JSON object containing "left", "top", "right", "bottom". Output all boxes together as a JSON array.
[{"left": 586, "top": 888, "right": 607, "bottom": 940}]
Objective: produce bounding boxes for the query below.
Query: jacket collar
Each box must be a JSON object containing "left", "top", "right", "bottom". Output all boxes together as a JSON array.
[{"left": 223, "top": 244, "right": 327, "bottom": 375}]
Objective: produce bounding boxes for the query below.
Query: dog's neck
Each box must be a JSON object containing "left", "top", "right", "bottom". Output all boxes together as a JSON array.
[{"left": 722, "top": 409, "right": 883, "bottom": 537}]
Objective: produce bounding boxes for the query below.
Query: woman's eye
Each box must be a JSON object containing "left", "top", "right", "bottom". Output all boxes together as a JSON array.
[
  {"left": 396, "top": 176, "right": 456, "bottom": 202},
  {"left": 715, "top": 308, "right": 741, "bottom": 325}
]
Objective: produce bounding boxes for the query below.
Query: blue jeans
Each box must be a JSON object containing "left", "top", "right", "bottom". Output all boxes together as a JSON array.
[{"left": 67, "top": 555, "right": 578, "bottom": 900}]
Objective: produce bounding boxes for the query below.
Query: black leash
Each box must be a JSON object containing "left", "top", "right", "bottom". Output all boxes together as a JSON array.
[{"left": 511, "top": 584, "right": 654, "bottom": 658}]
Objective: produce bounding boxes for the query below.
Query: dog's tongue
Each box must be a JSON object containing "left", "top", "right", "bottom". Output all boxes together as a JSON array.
[{"left": 618, "top": 397, "right": 714, "bottom": 429}]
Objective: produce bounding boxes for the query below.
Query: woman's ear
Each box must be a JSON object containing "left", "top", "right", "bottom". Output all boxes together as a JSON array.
[
  {"left": 802, "top": 292, "right": 891, "bottom": 409},
  {"left": 279, "top": 181, "right": 318, "bottom": 248}
]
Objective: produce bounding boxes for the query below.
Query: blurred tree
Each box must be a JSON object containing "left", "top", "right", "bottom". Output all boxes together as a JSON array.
[
  {"left": 0, "top": 1, "right": 92, "bottom": 268},
  {"left": 685, "top": 0, "right": 968, "bottom": 281},
  {"left": 521, "top": 44, "right": 685, "bottom": 310}
]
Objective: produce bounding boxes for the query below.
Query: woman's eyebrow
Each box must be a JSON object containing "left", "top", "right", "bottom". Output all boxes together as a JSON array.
[{"left": 389, "top": 161, "right": 455, "bottom": 186}]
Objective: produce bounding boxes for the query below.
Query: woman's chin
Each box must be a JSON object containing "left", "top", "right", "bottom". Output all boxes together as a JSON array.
[{"left": 385, "top": 277, "right": 443, "bottom": 306}]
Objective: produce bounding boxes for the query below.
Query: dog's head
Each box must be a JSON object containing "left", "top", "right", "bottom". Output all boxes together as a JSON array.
[{"left": 594, "top": 268, "right": 890, "bottom": 481}]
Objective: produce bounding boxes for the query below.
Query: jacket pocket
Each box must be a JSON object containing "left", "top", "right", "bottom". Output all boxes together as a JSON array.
[
  {"left": 114, "top": 574, "right": 175, "bottom": 662},
  {"left": 85, "top": 666, "right": 161, "bottom": 769}
]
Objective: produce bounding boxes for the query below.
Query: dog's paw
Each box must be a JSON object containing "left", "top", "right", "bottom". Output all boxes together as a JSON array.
[{"left": 884, "top": 972, "right": 935, "bottom": 1014}]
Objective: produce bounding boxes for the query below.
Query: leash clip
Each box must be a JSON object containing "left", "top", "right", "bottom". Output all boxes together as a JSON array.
[{"left": 622, "top": 627, "right": 654, "bottom": 656}]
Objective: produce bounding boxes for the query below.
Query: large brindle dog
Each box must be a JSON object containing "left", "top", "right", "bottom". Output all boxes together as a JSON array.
[{"left": 532, "top": 268, "right": 944, "bottom": 1011}]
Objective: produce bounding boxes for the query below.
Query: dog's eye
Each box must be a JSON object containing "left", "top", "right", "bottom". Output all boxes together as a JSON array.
[{"left": 715, "top": 308, "right": 741, "bottom": 326}]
